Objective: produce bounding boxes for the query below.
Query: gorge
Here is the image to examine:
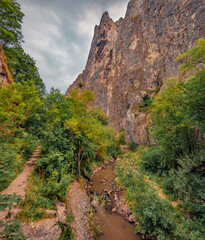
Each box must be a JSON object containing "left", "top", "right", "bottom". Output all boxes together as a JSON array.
[{"left": 66, "top": 0, "right": 205, "bottom": 144}]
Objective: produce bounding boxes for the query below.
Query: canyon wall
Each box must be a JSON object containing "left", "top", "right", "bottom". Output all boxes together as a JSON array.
[
  {"left": 66, "top": 0, "right": 205, "bottom": 144},
  {"left": 0, "top": 45, "right": 13, "bottom": 85}
]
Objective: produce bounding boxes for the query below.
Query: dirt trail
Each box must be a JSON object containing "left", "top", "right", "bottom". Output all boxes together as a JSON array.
[{"left": 1, "top": 145, "right": 40, "bottom": 199}]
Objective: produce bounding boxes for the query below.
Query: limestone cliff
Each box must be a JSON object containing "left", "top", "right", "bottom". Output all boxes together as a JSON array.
[
  {"left": 66, "top": 0, "right": 205, "bottom": 144},
  {"left": 0, "top": 45, "right": 13, "bottom": 85}
]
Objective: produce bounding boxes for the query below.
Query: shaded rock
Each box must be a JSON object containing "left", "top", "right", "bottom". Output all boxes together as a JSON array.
[
  {"left": 56, "top": 201, "right": 67, "bottom": 222},
  {"left": 128, "top": 214, "right": 136, "bottom": 223},
  {"left": 45, "top": 210, "right": 57, "bottom": 217},
  {"left": 22, "top": 219, "right": 62, "bottom": 240},
  {"left": 21, "top": 222, "right": 35, "bottom": 239},
  {"left": 112, "top": 207, "right": 117, "bottom": 213},
  {"left": 91, "top": 197, "right": 99, "bottom": 209},
  {"left": 10, "top": 207, "right": 21, "bottom": 219},
  {"left": 34, "top": 219, "right": 61, "bottom": 240}
]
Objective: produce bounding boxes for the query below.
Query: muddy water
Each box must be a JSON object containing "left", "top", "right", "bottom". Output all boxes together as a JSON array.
[
  {"left": 92, "top": 164, "right": 115, "bottom": 193},
  {"left": 91, "top": 163, "right": 141, "bottom": 240}
]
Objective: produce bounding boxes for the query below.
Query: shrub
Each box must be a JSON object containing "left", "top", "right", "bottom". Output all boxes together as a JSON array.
[
  {"left": 58, "top": 210, "right": 75, "bottom": 240},
  {"left": 0, "top": 144, "right": 20, "bottom": 191},
  {"left": 118, "top": 129, "right": 125, "bottom": 145},
  {"left": 106, "top": 144, "right": 121, "bottom": 157},
  {"left": 139, "top": 147, "right": 166, "bottom": 174},
  {"left": 128, "top": 141, "right": 138, "bottom": 151},
  {"left": 0, "top": 194, "right": 25, "bottom": 239}
]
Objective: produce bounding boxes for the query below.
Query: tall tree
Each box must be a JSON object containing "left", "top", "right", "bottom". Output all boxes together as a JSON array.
[
  {"left": 66, "top": 89, "right": 111, "bottom": 181},
  {"left": 0, "top": 0, "right": 24, "bottom": 47},
  {"left": 151, "top": 39, "right": 205, "bottom": 168}
]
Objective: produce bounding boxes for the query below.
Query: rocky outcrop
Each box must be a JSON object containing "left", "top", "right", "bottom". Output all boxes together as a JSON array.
[
  {"left": 66, "top": 0, "right": 205, "bottom": 144},
  {"left": 67, "top": 181, "right": 91, "bottom": 240},
  {"left": 0, "top": 45, "right": 13, "bottom": 85},
  {"left": 22, "top": 219, "right": 62, "bottom": 240}
]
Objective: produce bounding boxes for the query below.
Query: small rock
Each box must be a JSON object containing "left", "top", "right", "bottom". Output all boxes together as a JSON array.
[
  {"left": 112, "top": 207, "right": 117, "bottom": 213},
  {"left": 45, "top": 210, "right": 57, "bottom": 217},
  {"left": 10, "top": 207, "right": 21, "bottom": 218},
  {"left": 91, "top": 198, "right": 98, "bottom": 209},
  {"left": 128, "top": 214, "right": 136, "bottom": 223},
  {"left": 56, "top": 201, "right": 67, "bottom": 222}
]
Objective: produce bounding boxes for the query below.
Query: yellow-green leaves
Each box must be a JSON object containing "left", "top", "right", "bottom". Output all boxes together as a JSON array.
[
  {"left": 0, "top": 81, "right": 42, "bottom": 138},
  {"left": 177, "top": 38, "right": 205, "bottom": 75}
]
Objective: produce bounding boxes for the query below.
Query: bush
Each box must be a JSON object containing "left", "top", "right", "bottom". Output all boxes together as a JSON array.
[
  {"left": 128, "top": 141, "right": 138, "bottom": 151},
  {"left": 139, "top": 147, "right": 166, "bottom": 174},
  {"left": 115, "top": 155, "right": 205, "bottom": 239},
  {"left": 106, "top": 144, "right": 121, "bottom": 157},
  {"left": 0, "top": 144, "right": 20, "bottom": 191},
  {"left": 118, "top": 129, "right": 125, "bottom": 145},
  {"left": 0, "top": 194, "right": 25, "bottom": 239},
  {"left": 58, "top": 210, "right": 75, "bottom": 240}
]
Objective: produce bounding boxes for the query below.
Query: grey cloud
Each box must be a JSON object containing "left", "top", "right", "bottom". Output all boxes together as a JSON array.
[{"left": 18, "top": 0, "right": 129, "bottom": 93}]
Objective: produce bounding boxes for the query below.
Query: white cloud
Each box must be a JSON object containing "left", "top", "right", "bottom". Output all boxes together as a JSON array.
[
  {"left": 108, "top": 1, "right": 128, "bottom": 21},
  {"left": 18, "top": 0, "right": 129, "bottom": 92},
  {"left": 77, "top": 5, "right": 101, "bottom": 37}
]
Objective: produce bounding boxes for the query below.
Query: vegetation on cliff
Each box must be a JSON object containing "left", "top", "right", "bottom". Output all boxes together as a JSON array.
[{"left": 116, "top": 39, "right": 205, "bottom": 239}]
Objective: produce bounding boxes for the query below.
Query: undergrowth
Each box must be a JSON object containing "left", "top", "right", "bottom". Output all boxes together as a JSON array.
[{"left": 115, "top": 151, "right": 205, "bottom": 240}]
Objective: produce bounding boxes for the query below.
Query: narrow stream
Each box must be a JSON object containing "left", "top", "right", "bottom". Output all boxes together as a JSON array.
[{"left": 91, "top": 163, "right": 141, "bottom": 240}]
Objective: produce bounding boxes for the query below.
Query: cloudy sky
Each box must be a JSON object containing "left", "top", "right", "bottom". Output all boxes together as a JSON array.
[{"left": 18, "top": 0, "right": 129, "bottom": 93}]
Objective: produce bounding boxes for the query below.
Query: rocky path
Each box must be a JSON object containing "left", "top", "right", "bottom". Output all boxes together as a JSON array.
[
  {"left": 67, "top": 181, "right": 91, "bottom": 240},
  {"left": 1, "top": 145, "right": 41, "bottom": 199}
]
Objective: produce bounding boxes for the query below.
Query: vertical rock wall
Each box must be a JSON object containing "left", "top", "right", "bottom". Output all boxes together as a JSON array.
[
  {"left": 0, "top": 45, "right": 13, "bottom": 85},
  {"left": 66, "top": 0, "right": 205, "bottom": 144}
]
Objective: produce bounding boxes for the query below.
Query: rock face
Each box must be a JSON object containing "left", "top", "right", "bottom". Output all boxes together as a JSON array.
[
  {"left": 67, "top": 181, "right": 91, "bottom": 240},
  {"left": 0, "top": 45, "right": 13, "bottom": 85},
  {"left": 66, "top": 0, "right": 205, "bottom": 144}
]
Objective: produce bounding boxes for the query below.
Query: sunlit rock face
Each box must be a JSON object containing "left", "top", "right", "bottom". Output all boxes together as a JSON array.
[
  {"left": 66, "top": 0, "right": 205, "bottom": 144},
  {"left": 0, "top": 45, "right": 13, "bottom": 85}
]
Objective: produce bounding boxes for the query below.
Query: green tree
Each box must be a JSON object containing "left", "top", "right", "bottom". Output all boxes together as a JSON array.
[
  {"left": 0, "top": 81, "right": 42, "bottom": 139},
  {"left": 0, "top": 0, "right": 45, "bottom": 94},
  {"left": 0, "top": 0, "right": 24, "bottom": 47},
  {"left": 66, "top": 89, "right": 112, "bottom": 181},
  {"left": 0, "top": 82, "right": 42, "bottom": 189},
  {"left": 5, "top": 46, "right": 45, "bottom": 94},
  {"left": 151, "top": 39, "right": 205, "bottom": 168}
]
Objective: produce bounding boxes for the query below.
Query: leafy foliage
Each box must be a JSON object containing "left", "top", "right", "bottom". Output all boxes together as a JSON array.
[
  {"left": 151, "top": 39, "right": 205, "bottom": 168},
  {"left": 65, "top": 89, "right": 117, "bottom": 181},
  {"left": 18, "top": 88, "right": 118, "bottom": 221},
  {"left": 139, "top": 147, "right": 166, "bottom": 174},
  {"left": 128, "top": 141, "right": 138, "bottom": 151},
  {"left": 0, "top": 82, "right": 41, "bottom": 190},
  {"left": 58, "top": 210, "right": 75, "bottom": 240},
  {"left": 116, "top": 154, "right": 205, "bottom": 240},
  {"left": 0, "top": 0, "right": 24, "bottom": 47},
  {"left": 139, "top": 94, "right": 152, "bottom": 113},
  {"left": 116, "top": 39, "right": 205, "bottom": 239},
  {"left": 0, "top": 194, "right": 25, "bottom": 239},
  {"left": 0, "top": 0, "right": 45, "bottom": 93},
  {"left": 4, "top": 46, "right": 45, "bottom": 94}
]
